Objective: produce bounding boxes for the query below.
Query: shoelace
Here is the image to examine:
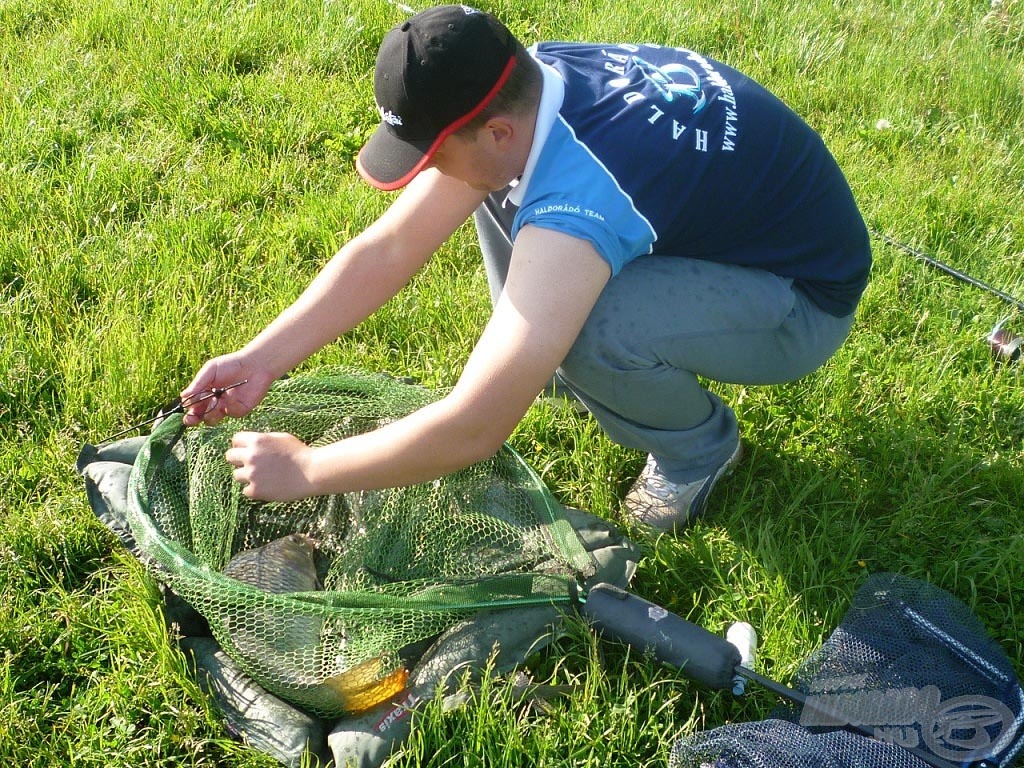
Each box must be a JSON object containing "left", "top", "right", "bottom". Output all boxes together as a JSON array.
[{"left": 641, "top": 460, "right": 685, "bottom": 501}]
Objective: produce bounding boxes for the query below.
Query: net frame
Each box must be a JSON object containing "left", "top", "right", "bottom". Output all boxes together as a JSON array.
[{"left": 120, "top": 369, "right": 596, "bottom": 717}]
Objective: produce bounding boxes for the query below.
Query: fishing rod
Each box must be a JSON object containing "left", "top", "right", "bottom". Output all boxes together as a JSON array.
[
  {"left": 871, "top": 229, "right": 1024, "bottom": 314},
  {"left": 872, "top": 229, "right": 1024, "bottom": 362}
]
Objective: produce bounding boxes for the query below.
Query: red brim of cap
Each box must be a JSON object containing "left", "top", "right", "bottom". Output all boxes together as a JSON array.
[
  {"left": 357, "top": 56, "right": 518, "bottom": 192},
  {"left": 355, "top": 125, "right": 436, "bottom": 192}
]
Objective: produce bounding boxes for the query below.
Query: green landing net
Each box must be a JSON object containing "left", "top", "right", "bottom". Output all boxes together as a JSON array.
[{"left": 124, "top": 368, "right": 594, "bottom": 718}]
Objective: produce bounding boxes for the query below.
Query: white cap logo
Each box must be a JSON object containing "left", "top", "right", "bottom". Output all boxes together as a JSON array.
[{"left": 380, "top": 108, "right": 403, "bottom": 126}]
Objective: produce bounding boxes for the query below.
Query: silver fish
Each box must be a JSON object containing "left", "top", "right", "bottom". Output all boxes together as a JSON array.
[
  {"left": 220, "top": 534, "right": 324, "bottom": 692},
  {"left": 223, "top": 533, "right": 321, "bottom": 593}
]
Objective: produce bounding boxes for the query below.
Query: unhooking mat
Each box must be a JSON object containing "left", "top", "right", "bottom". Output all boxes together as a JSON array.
[{"left": 77, "top": 369, "right": 639, "bottom": 767}]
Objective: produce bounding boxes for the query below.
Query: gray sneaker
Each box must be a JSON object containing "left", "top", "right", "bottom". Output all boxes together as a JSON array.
[{"left": 623, "top": 442, "right": 742, "bottom": 531}]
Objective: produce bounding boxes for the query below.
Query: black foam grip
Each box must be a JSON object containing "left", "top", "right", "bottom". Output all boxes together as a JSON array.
[{"left": 581, "top": 583, "right": 740, "bottom": 691}]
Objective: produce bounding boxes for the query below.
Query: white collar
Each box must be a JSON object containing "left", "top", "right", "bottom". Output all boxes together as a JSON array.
[{"left": 505, "top": 52, "right": 565, "bottom": 208}]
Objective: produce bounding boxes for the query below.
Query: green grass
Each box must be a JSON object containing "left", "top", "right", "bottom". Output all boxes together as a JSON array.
[{"left": 2, "top": 0, "right": 1023, "bottom": 765}]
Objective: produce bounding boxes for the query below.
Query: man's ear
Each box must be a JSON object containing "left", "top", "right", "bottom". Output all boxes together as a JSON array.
[{"left": 484, "top": 117, "right": 516, "bottom": 151}]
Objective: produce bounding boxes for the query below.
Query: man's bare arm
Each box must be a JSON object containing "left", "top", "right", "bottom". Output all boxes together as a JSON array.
[
  {"left": 229, "top": 225, "right": 612, "bottom": 500},
  {"left": 181, "top": 170, "right": 488, "bottom": 424}
]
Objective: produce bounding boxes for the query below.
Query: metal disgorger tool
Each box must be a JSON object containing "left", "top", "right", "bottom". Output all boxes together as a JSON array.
[{"left": 97, "top": 380, "right": 248, "bottom": 444}]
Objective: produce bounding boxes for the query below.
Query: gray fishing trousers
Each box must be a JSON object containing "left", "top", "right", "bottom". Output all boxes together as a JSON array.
[{"left": 474, "top": 197, "right": 856, "bottom": 483}]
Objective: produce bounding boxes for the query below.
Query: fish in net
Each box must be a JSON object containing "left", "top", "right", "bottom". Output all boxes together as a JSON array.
[{"left": 115, "top": 368, "right": 598, "bottom": 719}]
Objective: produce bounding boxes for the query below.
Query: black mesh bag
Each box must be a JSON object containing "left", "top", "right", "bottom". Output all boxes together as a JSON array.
[{"left": 672, "top": 573, "right": 1024, "bottom": 768}]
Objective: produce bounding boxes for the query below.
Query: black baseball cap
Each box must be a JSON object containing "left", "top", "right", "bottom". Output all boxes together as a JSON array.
[{"left": 356, "top": 5, "right": 519, "bottom": 191}]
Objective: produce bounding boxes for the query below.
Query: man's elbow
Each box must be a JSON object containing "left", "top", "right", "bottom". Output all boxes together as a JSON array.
[
  {"left": 436, "top": 388, "right": 528, "bottom": 467},
  {"left": 460, "top": 426, "right": 511, "bottom": 466}
]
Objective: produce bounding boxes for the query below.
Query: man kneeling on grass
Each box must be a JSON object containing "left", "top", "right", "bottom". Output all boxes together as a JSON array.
[{"left": 182, "top": 5, "right": 871, "bottom": 532}]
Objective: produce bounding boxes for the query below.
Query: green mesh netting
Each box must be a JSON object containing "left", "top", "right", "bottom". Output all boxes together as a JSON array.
[{"left": 123, "top": 369, "right": 594, "bottom": 718}]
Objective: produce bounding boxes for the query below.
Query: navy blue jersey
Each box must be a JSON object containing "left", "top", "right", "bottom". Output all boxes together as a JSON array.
[{"left": 510, "top": 42, "right": 870, "bottom": 316}]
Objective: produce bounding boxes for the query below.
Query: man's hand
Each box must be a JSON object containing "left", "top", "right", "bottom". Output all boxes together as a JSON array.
[
  {"left": 225, "top": 431, "right": 319, "bottom": 501},
  {"left": 181, "top": 355, "right": 274, "bottom": 426}
]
